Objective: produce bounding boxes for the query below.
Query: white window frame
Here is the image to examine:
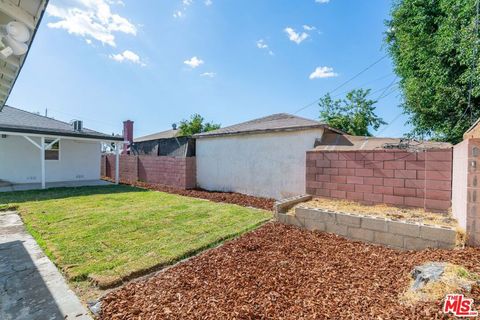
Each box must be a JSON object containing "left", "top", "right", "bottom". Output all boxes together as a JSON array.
[{"left": 44, "top": 139, "right": 61, "bottom": 161}]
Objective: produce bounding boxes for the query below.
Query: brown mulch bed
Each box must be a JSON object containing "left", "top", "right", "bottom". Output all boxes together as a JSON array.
[
  {"left": 106, "top": 179, "right": 274, "bottom": 211},
  {"left": 101, "top": 223, "right": 480, "bottom": 319}
]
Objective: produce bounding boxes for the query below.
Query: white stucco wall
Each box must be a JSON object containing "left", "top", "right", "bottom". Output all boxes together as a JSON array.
[
  {"left": 452, "top": 139, "right": 469, "bottom": 230},
  {"left": 0, "top": 135, "right": 101, "bottom": 184},
  {"left": 196, "top": 128, "right": 324, "bottom": 200}
]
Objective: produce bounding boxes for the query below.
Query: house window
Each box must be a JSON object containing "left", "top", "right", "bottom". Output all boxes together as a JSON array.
[{"left": 45, "top": 139, "right": 60, "bottom": 160}]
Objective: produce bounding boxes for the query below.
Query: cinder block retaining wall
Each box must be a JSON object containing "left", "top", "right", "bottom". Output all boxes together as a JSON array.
[
  {"left": 275, "top": 205, "right": 457, "bottom": 250},
  {"left": 452, "top": 138, "right": 480, "bottom": 246},
  {"left": 306, "top": 149, "right": 453, "bottom": 212},
  {"left": 102, "top": 155, "right": 196, "bottom": 189}
]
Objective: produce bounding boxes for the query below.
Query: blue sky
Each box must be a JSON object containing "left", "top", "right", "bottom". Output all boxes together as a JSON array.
[{"left": 8, "top": 0, "right": 408, "bottom": 138}]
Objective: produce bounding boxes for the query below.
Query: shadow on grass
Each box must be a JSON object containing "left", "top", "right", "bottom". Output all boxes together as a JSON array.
[{"left": 0, "top": 185, "right": 147, "bottom": 205}]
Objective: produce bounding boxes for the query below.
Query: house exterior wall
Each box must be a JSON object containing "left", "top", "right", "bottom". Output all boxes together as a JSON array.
[
  {"left": 306, "top": 149, "right": 453, "bottom": 212},
  {"left": 452, "top": 140, "right": 469, "bottom": 230},
  {"left": 196, "top": 128, "right": 325, "bottom": 199},
  {"left": 0, "top": 135, "right": 101, "bottom": 183}
]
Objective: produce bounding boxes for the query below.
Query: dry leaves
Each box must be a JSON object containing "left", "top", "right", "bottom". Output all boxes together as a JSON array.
[{"left": 101, "top": 223, "right": 480, "bottom": 319}]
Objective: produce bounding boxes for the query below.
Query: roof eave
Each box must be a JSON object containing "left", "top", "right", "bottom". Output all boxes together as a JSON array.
[
  {"left": 1, "top": 0, "right": 50, "bottom": 108},
  {"left": 193, "top": 124, "right": 328, "bottom": 139},
  {"left": 0, "top": 126, "right": 124, "bottom": 141}
]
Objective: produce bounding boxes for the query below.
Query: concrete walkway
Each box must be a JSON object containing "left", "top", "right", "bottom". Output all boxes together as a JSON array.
[
  {"left": 0, "top": 179, "right": 112, "bottom": 193},
  {"left": 0, "top": 211, "right": 92, "bottom": 320}
]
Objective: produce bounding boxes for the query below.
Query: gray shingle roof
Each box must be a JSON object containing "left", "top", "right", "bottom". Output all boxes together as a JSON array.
[
  {"left": 134, "top": 129, "right": 180, "bottom": 142},
  {"left": 194, "top": 113, "right": 337, "bottom": 138},
  {"left": 0, "top": 106, "right": 123, "bottom": 141}
]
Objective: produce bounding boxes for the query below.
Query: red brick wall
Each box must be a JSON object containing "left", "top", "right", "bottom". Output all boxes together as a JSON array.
[
  {"left": 102, "top": 155, "right": 196, "bottom": 189},
  {"left": 138, "top": 156, "right": 196, "bottom": 189},
  {"left": 306, "top": 149, "right": 453, "bottom": 212}
]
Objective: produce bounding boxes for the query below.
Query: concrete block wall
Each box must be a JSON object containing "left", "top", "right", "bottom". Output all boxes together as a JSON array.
[
  {"left": 454, "top": 138, "right": 480, "bottom": 246},
  {"left": 306, "top": 149, "right": 453, "bottom": 212},
  {"left": 102, "top": 155, "right": 196, "bottom": 189},
  {"left": 138, "top": 155, "right": 196, "bottom": 189},
  {"left": 467, "top": 139, "right": 480, "bottom": 246},
  {"left": 276, "top": 206, "right": 457, "bottom": 250}
]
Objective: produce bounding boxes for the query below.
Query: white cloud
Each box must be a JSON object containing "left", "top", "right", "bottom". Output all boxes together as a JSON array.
[
  {"left": 256, "top": 39, "right": 268, "bottom": 49},
  {"left": 205, "top": 0, "right": 213, "bottom": 5},
  {"left": 309, "top": 66, "right": 338, "bottom": 79},
  {"left": 315, "top": 0, "right": 330, "bottom": 3},
  {"left": 303, "top": 24, "right": 316, "bottom": 31},
  {"left": 201, "top": 72, "right": 216, "bottom": 78},
  {"left": 184, "top": 56, "right": 204, "bottom": 68},
  {"left": 284, "top": 27, "right": 309, "bottom": 44},
  {"left": 173, "top": 10, "right": 183, "bottom": 18},
  {"left": 174, "top": 0, "right": 195, "bottom": 18},
  {"left": 256, "top": 39, "right": 274, "bottom": 55},
  {"left": 46, "top": 0, "right": 136, "bottom": 47},
  {"left": 109, "top": 50, "right": 146, "bottom": 66}
]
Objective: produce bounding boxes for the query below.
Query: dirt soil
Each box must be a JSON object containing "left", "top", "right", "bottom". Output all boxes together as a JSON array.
[
  {"left": 107, "top": 179, "right": 275, "bottom": 211},
  {"left": 101, "top": 223, "right": 480, "bottom": 320},
  {"left": 294, "top": 198, "right": 457, "bottom": 228}
]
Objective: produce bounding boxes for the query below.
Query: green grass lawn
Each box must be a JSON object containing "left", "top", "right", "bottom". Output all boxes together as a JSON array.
[{"left": 0, "top": 185, "right": 272, "bottom": 288}]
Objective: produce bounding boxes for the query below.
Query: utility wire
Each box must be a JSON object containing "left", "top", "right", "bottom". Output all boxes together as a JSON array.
[
  {"left": 453, "top": 0, "right": 480, "bottom": 131},
  {"left": 331, "top": 72, "right": 394, "bottom": 98},
  {"left": 293, "top": 53, "right": 389, "bottom": 114},
  {"left": 375, "top": 76, "right": 398, "bottom": 100},
  {"left": 468, "top": 0, "right": 480, "bottom": 124}
]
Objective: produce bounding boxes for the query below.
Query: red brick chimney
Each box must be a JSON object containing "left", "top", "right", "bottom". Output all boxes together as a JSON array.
[{"left": 123, "top": 120, "right": 134, "bottom": 154}]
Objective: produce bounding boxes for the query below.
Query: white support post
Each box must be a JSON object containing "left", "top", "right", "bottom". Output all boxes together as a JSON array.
[
  {"left": 40, "top": 137, "right": 45, "bottom": 189},
  {"left": 115, "top": 143, "right": 120, "bottom": 185}
]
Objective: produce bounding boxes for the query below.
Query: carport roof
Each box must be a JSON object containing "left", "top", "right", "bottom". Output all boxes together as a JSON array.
[
  {"left": 0, "top": 106, "right": 123, "bottom": 141},
  {"left": 193, "top": 113, "right": 343, "bottom": 138}
]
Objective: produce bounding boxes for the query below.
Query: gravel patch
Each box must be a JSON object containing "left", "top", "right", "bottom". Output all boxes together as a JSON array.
[{"left": 100, "top": 223, "right": 480, "bottom": 319}]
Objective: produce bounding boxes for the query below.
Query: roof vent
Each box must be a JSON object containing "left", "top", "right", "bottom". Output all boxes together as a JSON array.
[
  {"left": 72, "top": 120, "right": 83, "bottom": 132},
  {"left": 172, "top": 123, "right": 177, "bottom": 130}
]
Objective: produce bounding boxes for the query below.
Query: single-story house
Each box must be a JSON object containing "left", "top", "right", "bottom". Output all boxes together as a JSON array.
[
  {"left": 193, "top": 113, "right": 344, "bottom": 199},
  {"left": 0, "top": 106, "right": 123, "bottom": 189}
]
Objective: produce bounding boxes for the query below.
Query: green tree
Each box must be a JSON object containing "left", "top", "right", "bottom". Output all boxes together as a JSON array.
[
  {"left": 386, "top": 0, "right": 480, "bottom": 144},
  {"left": 319, "top": 89, "right": 386, "bottom": 136},
  {"left": 178, "top": 113, "right": 221, "bottom": 136}
]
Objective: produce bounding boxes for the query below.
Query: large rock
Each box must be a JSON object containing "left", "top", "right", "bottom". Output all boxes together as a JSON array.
[{"left": 411, "top": 262, "right": 446, "bottom": 290}]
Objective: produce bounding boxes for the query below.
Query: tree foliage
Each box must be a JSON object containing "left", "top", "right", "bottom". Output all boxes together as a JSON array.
[
  {"left": 319, "top": 88, "right": 386, "bottom": 136},
  {"left": 178, "top": 113, "right": 221, "bottom": 136},
  {"left": 386, "top": 0, "right": 480, "bottom": 143}
]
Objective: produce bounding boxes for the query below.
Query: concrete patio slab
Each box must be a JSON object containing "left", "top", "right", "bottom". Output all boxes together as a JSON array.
[
  {"left": 0, "top": 179, "right": 112, "bottom": 193},
  {"left": 0, "top": 211, "right": 92, "bottom": 320}
]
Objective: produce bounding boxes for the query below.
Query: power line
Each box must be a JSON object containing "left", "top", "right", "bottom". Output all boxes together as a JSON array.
[
  {"left": 375, "top": 76, "right": 398, "bottom": 100},
  {"left": 376, "top": 111, "right": 403, "bottom": 136},
  {"left": 331, "top": 72, "right": 395, "bottom": 99},
  {"left": 293, "top": 53, "right": 389, "bottom": 114},
  {"left": 467, "top": 0, "right": 480, "bottom": 124}
]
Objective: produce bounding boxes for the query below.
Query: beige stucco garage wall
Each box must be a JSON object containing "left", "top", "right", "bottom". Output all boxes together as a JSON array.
[
  {"left": 0, "top": 135, "right": 101, "bottom": 184},
  {"left": 196, "top": 128, "right": 324, "bottom": 199}
]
